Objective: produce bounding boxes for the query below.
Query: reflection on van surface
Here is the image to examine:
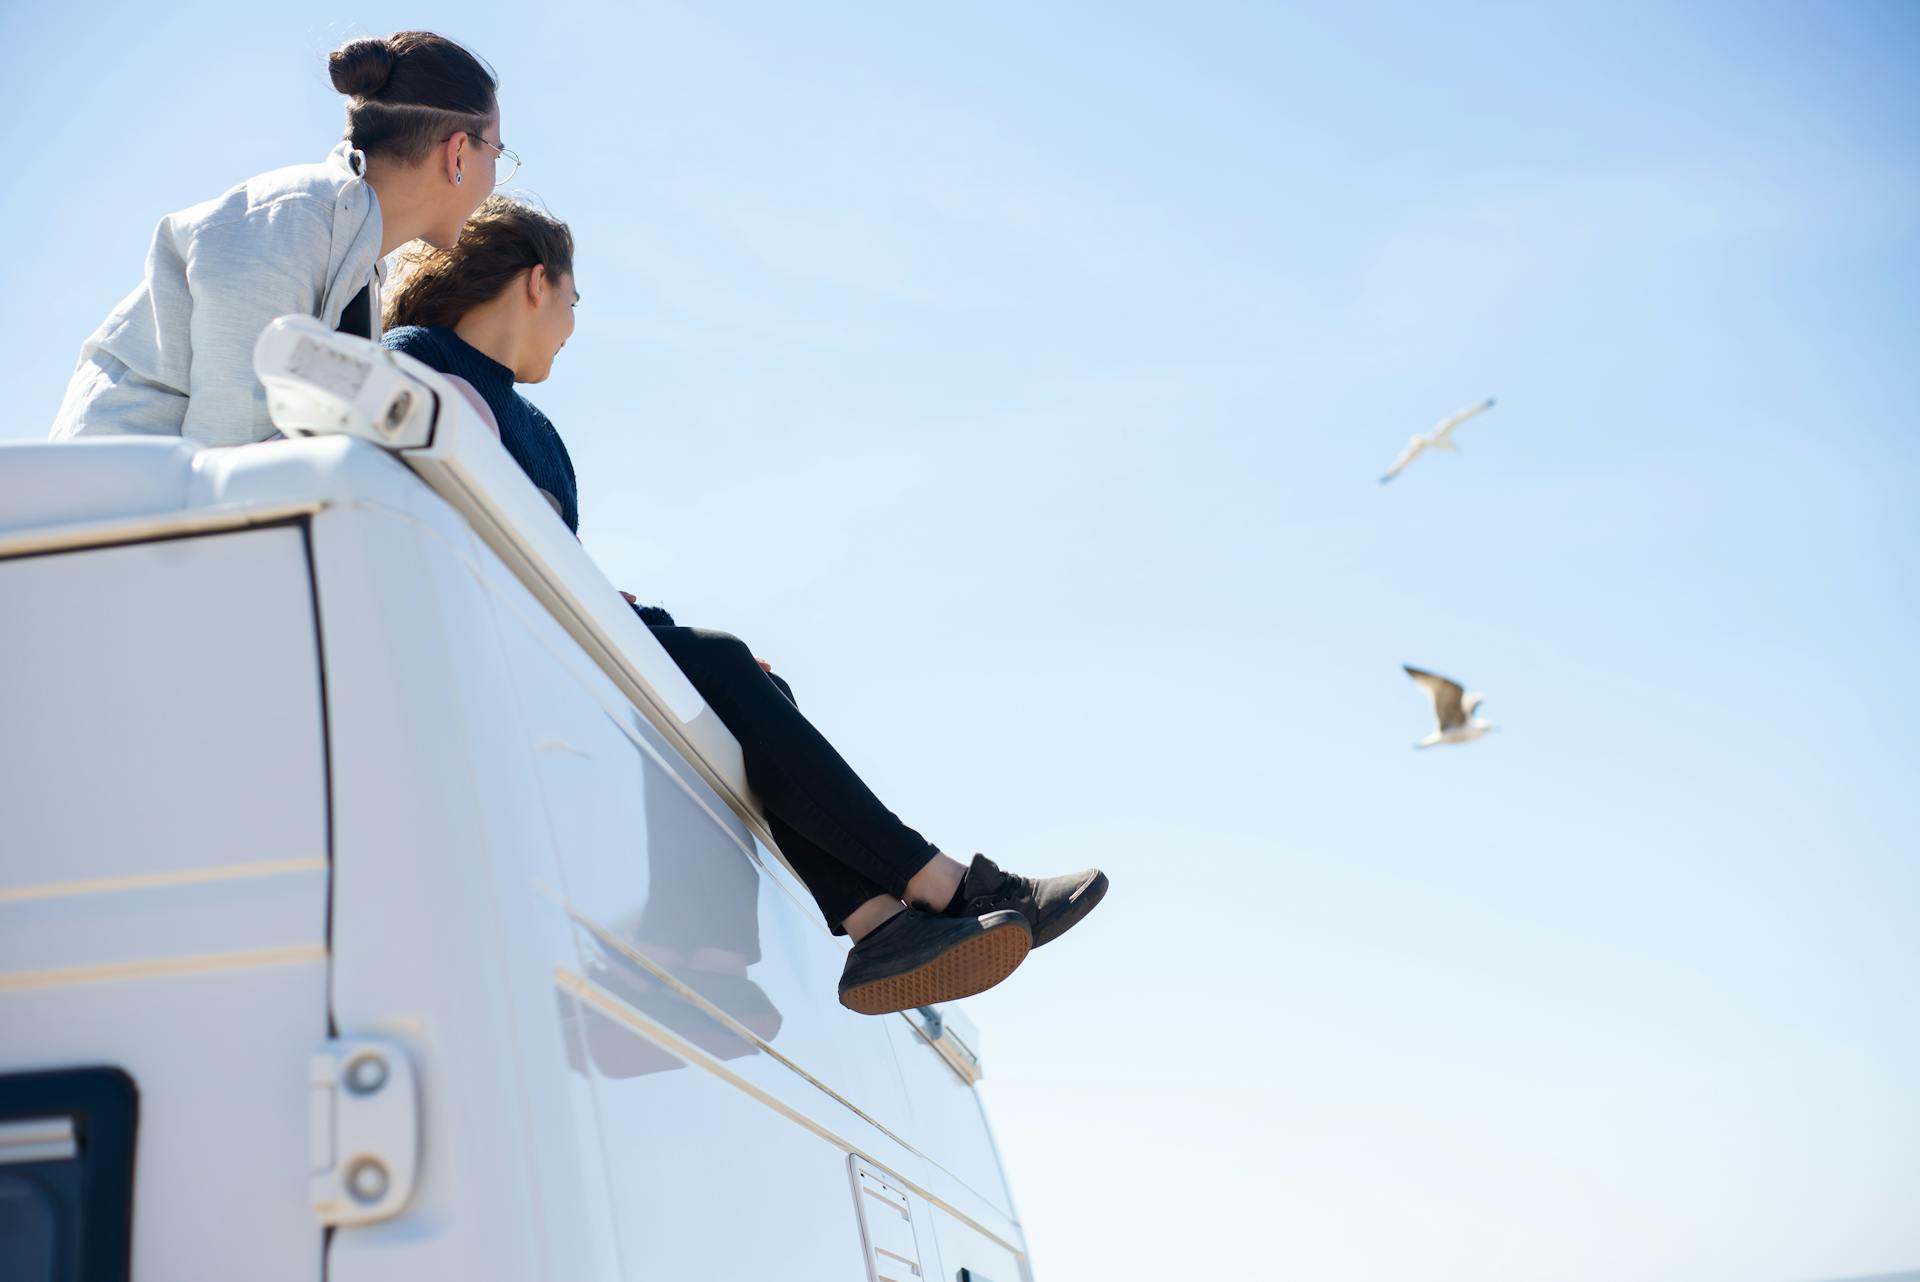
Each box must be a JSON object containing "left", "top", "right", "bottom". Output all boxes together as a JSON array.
[{"left": 0, "top": 352, "right": 1036, "bottom": 1280}]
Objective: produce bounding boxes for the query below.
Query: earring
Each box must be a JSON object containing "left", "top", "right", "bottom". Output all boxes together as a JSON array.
[{"left": 456, "top": 173, "right": 464, "bottom": 185}]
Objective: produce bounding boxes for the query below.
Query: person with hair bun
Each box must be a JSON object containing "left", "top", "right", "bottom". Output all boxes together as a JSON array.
[
  {"left": 51, "top": 31, "right": 511, "bottom": 446},
  {"left": 383, "top": 198, "right": 1111, "bottom": 1017}
]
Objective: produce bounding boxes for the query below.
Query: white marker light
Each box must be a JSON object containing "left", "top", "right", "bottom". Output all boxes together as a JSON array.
[{"left": 254, "top": 315, "right": 451, "bottom": 449}]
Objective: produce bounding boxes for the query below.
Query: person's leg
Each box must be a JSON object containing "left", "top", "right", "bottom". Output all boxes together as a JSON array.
[
  {"left": 839, "top": 895, "right": 906, "bottom": 942},
  {"left": 752, "top": 670, "right": 970, "bottom": 938},
  {"left": 647, "top": 634, "right": 1031, "bottom": 1013},
  {"left": 648, "top": 625, "right": 1098, "bottom": 942},
  {"left": 649, "top": 626, "right": 949, "bottom": 908},
  {"left": 639, "top": 621, "right": 1097, "bottom": 1013},
  {"left": 763, "top": 808, "right": 896, "bottom": 937}
]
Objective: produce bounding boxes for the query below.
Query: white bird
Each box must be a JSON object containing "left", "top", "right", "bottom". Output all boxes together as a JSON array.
[
  {"left": 1403, "top": 665, "right": 1494, "bottom": 748},
  {"left": 1379, "top": 397, "right": 1495, "bottom": 484}
]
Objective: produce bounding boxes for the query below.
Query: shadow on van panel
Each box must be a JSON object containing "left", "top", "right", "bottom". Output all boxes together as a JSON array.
[
  {"left": 556, "top": 986, "right": 682, "bottom": 1080},
  {"left": 557, "top": 761, "right": 785, "bottom": 1079},
  {"left": 557, "top": 926, "right": 769, "bottom": 1080}
]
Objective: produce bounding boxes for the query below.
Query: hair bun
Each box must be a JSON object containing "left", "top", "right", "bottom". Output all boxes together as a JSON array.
[{"left": 328, "top": 37, "right": 396, "bottom": 97}]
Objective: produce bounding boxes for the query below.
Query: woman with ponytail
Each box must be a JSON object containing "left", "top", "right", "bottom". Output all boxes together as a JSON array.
[
  {"left": 384, "top": 199, "right": 1111, "bottom": 1017},
  {"left": 51, "top": 31, "right": 509, "bottom": 446}
]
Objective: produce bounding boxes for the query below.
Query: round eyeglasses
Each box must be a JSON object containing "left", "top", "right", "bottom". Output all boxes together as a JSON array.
[{"left": 464, "top": 132, "right": 521, "bottom": 187}]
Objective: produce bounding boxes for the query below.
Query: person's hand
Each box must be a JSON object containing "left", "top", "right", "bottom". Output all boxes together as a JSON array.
[{"left": 617, "top": 591, "right": 765, "bottom": 670}]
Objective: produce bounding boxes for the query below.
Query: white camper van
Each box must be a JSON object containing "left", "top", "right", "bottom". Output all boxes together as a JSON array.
[{"left": 0, "top": 320, "right": 1036, "bottom": 1281}]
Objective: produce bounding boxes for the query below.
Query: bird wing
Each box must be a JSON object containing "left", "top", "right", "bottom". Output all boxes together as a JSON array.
[
  {"left": 1380, "top": 435, "right": 1427, "bottom": 483},
  {"left": 1403, "top": 664, "right": 1467, "bottom": 730},
  {"left": 1430, "top": 397, "right": 1495, "bottom": 443}
]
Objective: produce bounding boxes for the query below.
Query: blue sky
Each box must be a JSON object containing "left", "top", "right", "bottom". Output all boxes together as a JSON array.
[{"left": 4, "top": 2, "right": 1915, "bottom": 1278}]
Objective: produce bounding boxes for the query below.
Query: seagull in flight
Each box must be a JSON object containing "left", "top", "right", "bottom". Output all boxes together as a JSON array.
[
  {"left": 1379, "top": 397, "right": 1495, "bottom": 484},
  {"left": 1403, "top": 665, "right": 1494, "bottom": 748}
]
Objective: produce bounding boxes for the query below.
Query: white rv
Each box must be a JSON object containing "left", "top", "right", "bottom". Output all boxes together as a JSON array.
[{"left": 0, "top": 321, "right": 1035, "bottom": 1281}]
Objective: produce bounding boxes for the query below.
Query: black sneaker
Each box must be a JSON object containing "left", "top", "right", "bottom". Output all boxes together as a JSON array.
[
  {"left": 932, "top": 854, "right": 1108, "bottom": 948},
  {"left": 838, "top": 908, "right": 1031, "bottom": 1016}
]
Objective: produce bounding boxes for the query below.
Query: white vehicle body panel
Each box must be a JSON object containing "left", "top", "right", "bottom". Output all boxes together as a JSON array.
[{"left": 1, "top": 411, "right": 1034, "bottom": 1280}]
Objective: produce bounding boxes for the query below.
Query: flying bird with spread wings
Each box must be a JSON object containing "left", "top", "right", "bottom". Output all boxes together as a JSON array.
[
  {"left": 1403, "top": 665, "right": 1494, "bottom": 748},
  {"left": 1379, "top": 397, "right": 1496, "bottom": 484}
]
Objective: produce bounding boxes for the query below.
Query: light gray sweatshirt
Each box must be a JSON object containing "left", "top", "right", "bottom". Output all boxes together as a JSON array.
[{"left": 51, "top": 142, "right": 386, "bottom": 446}]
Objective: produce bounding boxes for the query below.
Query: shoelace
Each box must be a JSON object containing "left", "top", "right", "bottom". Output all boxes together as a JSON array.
[{"left": 965, "top": 856, "right": 1033, "bottom": 912}]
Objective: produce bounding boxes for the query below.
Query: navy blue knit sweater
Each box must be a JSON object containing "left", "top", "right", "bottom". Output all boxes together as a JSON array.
[{"left": 383, "top": 325, "right": 580, "bottom": 533}]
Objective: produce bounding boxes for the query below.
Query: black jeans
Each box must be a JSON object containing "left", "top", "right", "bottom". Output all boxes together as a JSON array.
[{"left": 646, "top": 626, "right": 941, "bottom": 934}]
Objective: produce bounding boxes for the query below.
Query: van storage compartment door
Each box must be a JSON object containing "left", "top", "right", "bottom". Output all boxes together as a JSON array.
[{"left": 0, "top": 524, "right": 331, "bottom": 1282}]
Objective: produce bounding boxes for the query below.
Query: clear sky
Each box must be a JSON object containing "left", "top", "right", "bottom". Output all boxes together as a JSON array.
[{"left": 4, "top": 3, "right": 1915, "bottom": 1279}]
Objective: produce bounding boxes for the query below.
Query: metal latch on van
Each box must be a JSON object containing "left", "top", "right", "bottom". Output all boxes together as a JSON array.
[{"left": 309, "top": 1038, "right": 418, "bottom": 1226}]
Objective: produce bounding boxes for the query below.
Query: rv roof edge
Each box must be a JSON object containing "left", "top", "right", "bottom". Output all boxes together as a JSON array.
[{"left": 0, "top": 498, "right": 327, "bottom": 561}]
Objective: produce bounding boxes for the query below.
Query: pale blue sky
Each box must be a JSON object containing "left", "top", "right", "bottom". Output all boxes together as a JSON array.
[{"left": 5, "top": 3, "right": 1915, "bottom": 1279}]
